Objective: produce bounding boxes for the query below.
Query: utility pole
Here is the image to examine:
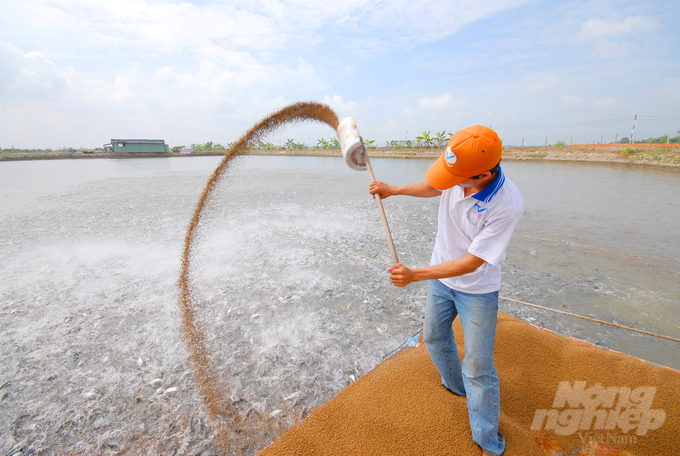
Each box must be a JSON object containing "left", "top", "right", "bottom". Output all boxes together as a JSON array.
[{"left": 630, "top": 115, "right": 637, "bottom": 144}]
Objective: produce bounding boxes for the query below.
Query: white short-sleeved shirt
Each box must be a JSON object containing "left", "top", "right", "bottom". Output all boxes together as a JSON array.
[{"left": 431, "top": 169, "right": 524, "bottom": 294}]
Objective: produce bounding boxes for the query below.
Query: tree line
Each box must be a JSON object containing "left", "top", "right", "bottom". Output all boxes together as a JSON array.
[
  {"left": 4, "top": 129, "right": 676, "bottom": 154},
  {"left": 617, "top": 129, "right": 680, "bottom": 144},
  {"left": 172, "top": 130, "right": 454, "bottom": 153}
]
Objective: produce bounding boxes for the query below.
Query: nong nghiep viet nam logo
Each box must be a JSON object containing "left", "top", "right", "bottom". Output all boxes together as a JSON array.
[{"left": 531, "top": 381, "right": 666, "bottom": 436}]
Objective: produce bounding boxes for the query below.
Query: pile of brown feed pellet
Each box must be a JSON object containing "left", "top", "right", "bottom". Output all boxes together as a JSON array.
[{"left": 258, "top": 313, "right": 679, "bottom": 456}]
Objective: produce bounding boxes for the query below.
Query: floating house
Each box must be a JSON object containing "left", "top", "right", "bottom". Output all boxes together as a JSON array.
[{"left": 103, "top": 139, "right": 170, "bottom": 153}]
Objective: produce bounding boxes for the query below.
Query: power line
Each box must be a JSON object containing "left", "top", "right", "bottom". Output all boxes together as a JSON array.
[
  {"left": 489, "top": 115, "right": 679, "bottom": 130},
  {"left": 637, "top": 115, "right": 680, "bottom": 121},
  {"left": 493, "top": 116, "right": 633, "bottom": 130}
]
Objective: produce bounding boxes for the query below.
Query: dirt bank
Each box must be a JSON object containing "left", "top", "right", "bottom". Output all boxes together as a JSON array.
[
  {"left": 243, "top": 145, "right": 680, "bottom": 169},
  {"left": 2, "top": 145, "right": 679, "bottom": 169},
  {"left": 502, "top": 144, "right": 680, "bottom": 169}
]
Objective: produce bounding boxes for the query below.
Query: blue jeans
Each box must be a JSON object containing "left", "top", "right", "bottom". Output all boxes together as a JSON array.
[{"left": 423, "top": 279, "right": 505, "bottom": 456}]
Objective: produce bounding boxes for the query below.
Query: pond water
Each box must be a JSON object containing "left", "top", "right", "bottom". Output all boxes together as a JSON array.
[{"left": 1, "top": 156, "right": 678, "bottom": 454}]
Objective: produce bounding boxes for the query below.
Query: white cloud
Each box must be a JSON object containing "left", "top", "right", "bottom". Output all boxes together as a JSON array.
[
  {"left": 246, "top": 0, "right": 531, "bottom": 44},
  {"left": 418, "top": 93, "right": 464, "bottom": 111},
  {"left": 1, "top": 39, "right": 321, "bottom": 106},
  {"left": 357, "top": 0, "right": 530, "bottom": 43},
  {"left": 562, "top": 94, "right": 585, "bottom": 105},
  {"left": 0, "top": 41, "right": 325, "bottom": 147},
  {"left": 9, "top": 0, "right": 285, "bottom": 54},
  {"left": 0, "top": 0, "right": 531, "bottom": 65},
  {"left": 322, "top": 95, "right": 359, "bottom": 118},
  {"left": 579, "top": 16, "right": 660, "bottom": 39},
  {"left": 593, "top": 97, "right": 617, "bottom": 110},
  {"left": 523, "top": 73, "right": 560, "bottom": 93},
  {"left": 1, "top": 1, "right": 678, "bottom": 147},
  {"left": 0, "top": 42, "right": 83, "bottom": 103},
  {"left": 592, "top": 38, "right": 629, "bottom": 58}
]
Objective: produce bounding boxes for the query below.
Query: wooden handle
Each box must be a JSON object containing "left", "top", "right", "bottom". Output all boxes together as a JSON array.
[{"left": 364, "top": 152, "right": 399, "bottom": 265}]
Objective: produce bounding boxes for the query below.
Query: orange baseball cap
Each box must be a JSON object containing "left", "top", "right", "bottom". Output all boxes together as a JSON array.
[{"left": 426, "top": 125, "right": 502, "bottom": 190}]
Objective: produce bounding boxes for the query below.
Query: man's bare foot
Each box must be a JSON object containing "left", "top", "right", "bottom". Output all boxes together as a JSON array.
[{"left": 482, "top": 452, "right": 491, "bottom": 456}]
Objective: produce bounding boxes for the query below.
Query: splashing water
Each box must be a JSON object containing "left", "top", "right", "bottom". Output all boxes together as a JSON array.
[{"left": 177, "top": 102, "right": 340, "bottom": 448}]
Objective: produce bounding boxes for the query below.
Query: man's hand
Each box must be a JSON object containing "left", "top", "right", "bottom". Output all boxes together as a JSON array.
[
  {"left": 369, "top": 181, "right": 393, "bottom": 199},
  {"left": 369, "top": 181, "right": 442, "bottom": 199},
  {"left": 387, "top": 263, "right": 414, "bottom": 287},
  {"left": 385, "top": 253, "right": 486, "bottom": 287}
]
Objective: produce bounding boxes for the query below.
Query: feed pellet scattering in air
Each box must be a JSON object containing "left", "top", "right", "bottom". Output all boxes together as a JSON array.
[{"left": 178, "top": 102, "right": 341, "bottom": 449}]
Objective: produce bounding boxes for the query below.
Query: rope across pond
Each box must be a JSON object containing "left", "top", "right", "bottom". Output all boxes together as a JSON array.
[
  {"left": 498, "top": 297, "right": 680, "bottom": 343},
  {"left": 258, "top": 222, "right": 680, "bottom": 344}
]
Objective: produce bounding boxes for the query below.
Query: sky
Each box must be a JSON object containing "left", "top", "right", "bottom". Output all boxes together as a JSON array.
[{"left": 1, "top": 0, "right": 679, "bottom": 149}]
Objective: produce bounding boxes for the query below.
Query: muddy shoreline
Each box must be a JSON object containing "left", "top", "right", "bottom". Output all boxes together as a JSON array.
[{"left": 2, "top": 145, "right": 679, "bottom": 170}]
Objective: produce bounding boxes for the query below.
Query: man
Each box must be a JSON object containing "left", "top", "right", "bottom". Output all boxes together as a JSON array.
[{"left": 369, "top": 125, "right": 523, "bottom": 456}]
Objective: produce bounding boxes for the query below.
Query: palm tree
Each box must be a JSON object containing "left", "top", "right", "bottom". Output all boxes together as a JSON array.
[
  {"left": 435, "top": 131, "right": 447, "bottom": 148},
  {"left": 285, "top": 138, "right": 296, "bottom": 151},
  {"left": 364, "top": 139, "right": 376, "bottom": 149},
  {"left": 317, "top": 138, "right": 330, "bottom": 150},
  {"left": 330, "top": 138, "right": 340, "bottom": 149},
  {"left": 421, "top": 131, "right": 434, "bottom": 148}
]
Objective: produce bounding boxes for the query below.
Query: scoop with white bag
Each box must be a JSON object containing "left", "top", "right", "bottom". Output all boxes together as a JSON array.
[{"left": 337, "top": 117, "right": 399, "bottom": 265}]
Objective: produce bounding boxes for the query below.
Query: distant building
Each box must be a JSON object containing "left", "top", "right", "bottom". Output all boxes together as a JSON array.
[{"left": 104, "top": 139, "right": 170, "bottom": 153}]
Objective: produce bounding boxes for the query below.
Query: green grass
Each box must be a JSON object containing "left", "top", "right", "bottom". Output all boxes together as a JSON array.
[
  {"left": 526, "top": 152, "right": 547, "bottom": 159},
  {"left": 625, "top": 149, "right": 680, "bottom": 163}
]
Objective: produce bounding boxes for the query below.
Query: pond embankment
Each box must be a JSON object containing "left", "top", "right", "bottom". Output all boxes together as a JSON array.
[
  {"left": 2, "top": 144, "right": 679, "bottom": 169},
  {"left": 242, "top": 144, "right": 680, "bottom": 169}
]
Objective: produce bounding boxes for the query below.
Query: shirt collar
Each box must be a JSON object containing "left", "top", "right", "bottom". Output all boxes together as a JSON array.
[{"left": 471, "top": 166, "right": 505, "bottom": 203}]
